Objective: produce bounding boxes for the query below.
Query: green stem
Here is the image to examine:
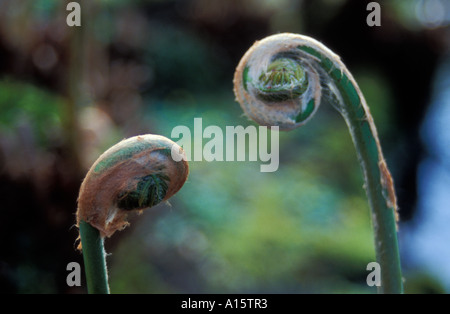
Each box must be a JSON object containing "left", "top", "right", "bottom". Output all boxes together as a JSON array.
[
  {"left": 299, "top": 46, "right": 403, "bottom": 293},
  {"left": 234, "top": 33, "right": 403, "bottom": 293},
  {"left": 339, "top": 75, "right": 402, "bottom": 294},
  {"left": 79, "top": 220, "right": 110, "bottom": 294}
]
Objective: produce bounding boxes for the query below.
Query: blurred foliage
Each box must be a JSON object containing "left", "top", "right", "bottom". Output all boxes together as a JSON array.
[
  {"left": 108, "top": 97, "right": 377, "bottom": 293},
  {"left": 0, "top": 79, "right": 64, "bottom": 146},
  {"left": 0, "top": 0, "right": 448, "bottom": 294}
]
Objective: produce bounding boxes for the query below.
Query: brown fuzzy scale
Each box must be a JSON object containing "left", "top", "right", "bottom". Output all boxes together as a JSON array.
[{"left": 76, "top": 135, "right": 189, "bottom": 240}]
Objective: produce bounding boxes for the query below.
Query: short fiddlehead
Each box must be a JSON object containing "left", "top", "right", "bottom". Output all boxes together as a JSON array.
[
  {"left": 76, "top": 134, "right": 189, "bottom": 293},
  {"left": 234, "top": 33, "right": 402, "bottom": 294}
]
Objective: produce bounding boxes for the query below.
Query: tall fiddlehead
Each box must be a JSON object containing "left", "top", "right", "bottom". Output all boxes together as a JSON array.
[
  {"left": 76, "top": 134, "right": 189, "bottom": 293},
  {"left": 234, "top": 33, "right": 402, "bottom": 294}
]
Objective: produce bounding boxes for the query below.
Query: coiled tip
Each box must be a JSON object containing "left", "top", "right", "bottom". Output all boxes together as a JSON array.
[
  {"left": 76, "top": 134, "right": 189, "bottom": 238},
  {"left": 233, "top": 33, "right": 323, "bottom": 131}
]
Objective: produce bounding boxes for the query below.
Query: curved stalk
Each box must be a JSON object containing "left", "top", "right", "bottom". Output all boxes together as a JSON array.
[
  {"left": 76, "top": 134, "right": 189, "bottom": 294},
  {"left": 234, "top": 33, "right": 402, "bottom": 293}
]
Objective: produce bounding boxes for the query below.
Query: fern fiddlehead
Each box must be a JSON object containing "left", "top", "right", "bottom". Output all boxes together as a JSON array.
[
  {"left": 76, "top": 134, "right": 189, "bottom": 293},
  {"left": 234, "top": 33, "right": 402, "bottom": 294}
]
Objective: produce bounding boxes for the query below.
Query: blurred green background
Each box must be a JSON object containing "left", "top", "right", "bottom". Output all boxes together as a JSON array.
[{"left": 0, "top": 0, "right": 449, "bottom": 294}]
